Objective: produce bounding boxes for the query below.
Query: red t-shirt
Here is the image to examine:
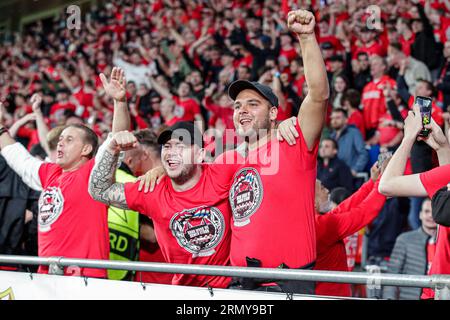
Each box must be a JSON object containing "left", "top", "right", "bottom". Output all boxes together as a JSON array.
[
  {"left": 279, "top": 47, "right": 297, "bottom": 63},
  {"left": 292, "top": 76, "right": 306, "bottom": 98},
  {"left": 352, "top": 41, "right": 387, "bottom": 59},
  {"left": 17, "top": 127, "right": 40, "bottom": 151},
  {"left": 378, "top": 113, "right": 401, "bottom": 146},
  {"left": 73, "top": 88, "right": 94, "bottom": 118},
  {"left": 203, "top": 97, "right": 234, "bottom": 130},
  {"left": 276, "top": 100, "right": 293, "bottom": 121},
  {"left": 427, "top": 240, "right": 437, "bottom": 274},
  {"left": 399, "top": 34, "right": 415, "bottom": 56},
  {"left": 361, "top": 76, "right": 396, "bottom": 131},
  {"left": 164, "top": 116, "right": 182, "bottom": 127},
  {"left": 348, "top": 110, "right": 366, "bottom": 139},
  {"left": 225, "top": 120, "right": 318, "bottom": 269},
  {"left": 37, "top": 160, "right": 109, "bottom": 278},
  {"left": 50, "top": 102, "right": 77, "bottom": 117},
  {"left": 419, "top": 165, "right": 450, "bottom": 299},
  {"left": 173, "top": 96, "right": 201, "bottom": 122},
  {"left": 134, "top": 242, "right": 173, "bottom": 285},
  {"left": 124, "top": 163, "right": 239, "bottom": 288}
]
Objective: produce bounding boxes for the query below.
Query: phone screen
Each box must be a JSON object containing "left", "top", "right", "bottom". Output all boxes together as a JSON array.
[
  {"left": 378, "top": 151, "right": 392, "bottom": 168},
  {"left": 416, "top": 96, "right": 432, "bottom": 137}
]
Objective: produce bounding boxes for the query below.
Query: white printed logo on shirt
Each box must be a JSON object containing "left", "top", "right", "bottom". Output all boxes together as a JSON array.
[
  {"left": 362, "top": 90, "right": 381, "bottom": 100},
  {"left": 170, "top": 206, "right": 225, "bottom": 257},
  {"left": 229, "top": 168, "right": 263, "bottom": 227},
  {"left": 38, "top": 187, "right": 64, "bottom": 232},
  {"left": 173, "top": 105, "right": 185, "bottom": 118}
]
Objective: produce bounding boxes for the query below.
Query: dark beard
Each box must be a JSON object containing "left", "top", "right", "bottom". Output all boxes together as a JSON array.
[{"left": 172, "top": 164, "right": 198, "bottom": 185}]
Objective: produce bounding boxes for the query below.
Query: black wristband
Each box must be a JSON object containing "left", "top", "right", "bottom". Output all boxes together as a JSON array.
[{"left": 0, "top": 127, "right": 9, "bottom": 137}]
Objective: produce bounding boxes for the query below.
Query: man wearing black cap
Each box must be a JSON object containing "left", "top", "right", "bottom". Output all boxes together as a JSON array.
[
  {"left": 88, "top": 121, "right": 241, "bottom": 288},
  {"left": 221, "top": 9, "right": 329, "bottom": 294}
]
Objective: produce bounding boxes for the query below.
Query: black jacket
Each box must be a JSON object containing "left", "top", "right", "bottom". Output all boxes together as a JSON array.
[
  {"left": 317, "top": 157, "right": 354, "bottom": 192},
  {"left": 436, "top": 61, "right": 450, "bottom": 109},
  {"left": 0, "top": 155, "right": 40, "bottom": 256},
  {"left": 411, "top": 3, "right": 443, "bottom": 70},
  {"left": 431, "top": 186, "right": 450, "bottom": 227}
]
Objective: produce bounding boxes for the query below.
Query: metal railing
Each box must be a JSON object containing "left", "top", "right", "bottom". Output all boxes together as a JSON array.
[{"left": 0, "top": 255, "right": 449, "bottom": 300}]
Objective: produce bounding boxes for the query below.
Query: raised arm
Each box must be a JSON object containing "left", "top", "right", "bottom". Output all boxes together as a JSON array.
[
  {"left": 0, "top": 102, "right": 43, "bottom": 191},
  {"left": 148, "top": 75, "right": 173, "bottom": 100},
  {"left": 169, "top": 28, "right": 187, "bottom": 47},
  {"left": 317, "top": 183, "right": 386, "bottom": 246},
  {"left": 0, "top": 102, "right": 17, "bottom": 150},
  {"left": 56, "top": 66, "right": 75, "bottom": 92},
  {"left": 379, "top": 106, "right": 428, "bottom": 197},
  {"left": 30, "top": 94, "right": 51, "bottom": 156},
  {"left": 89, "top": 131, "right": 138, "bottom": 209},
  {"left": 288, "top": 10, "right": 330, "bottom": 151},
  {"left": 100, "top": 67, "right": 130, "bottom": 133},
  {"left": 8, "top": 113, "right": 36, "bottom": 138}
]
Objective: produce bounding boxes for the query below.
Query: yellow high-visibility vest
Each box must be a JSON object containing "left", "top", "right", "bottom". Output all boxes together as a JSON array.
[{"left": 107, "top": 169, "right": 140, "bottom": 281}]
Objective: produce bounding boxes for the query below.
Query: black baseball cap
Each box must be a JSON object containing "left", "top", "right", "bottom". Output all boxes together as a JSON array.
[
  {"left": 329, "top": 54, "right": 344, "bottom": 62},
  {"left": 157, "top": 121, "right": 204, "bottom": 148},
  {"left": 228, "top": 80, "right": 279, "bottom": 108},
  {"left": 431, "top": 186, "right": 450, "bottom": 227},
  {"left": 321, "top": 41, "right": 334, "bottom": 50}
]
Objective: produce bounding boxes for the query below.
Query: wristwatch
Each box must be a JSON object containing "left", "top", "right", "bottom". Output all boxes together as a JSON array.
[{"left": 0, "top": 127, "right": 9, "bottom": 137}]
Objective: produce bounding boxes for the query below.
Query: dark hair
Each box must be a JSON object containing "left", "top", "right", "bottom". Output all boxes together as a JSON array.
[
  {"left": 331, "top": 107, "right": 348, "bottom": 118},
  {"left": 388, "top": 42, "right": 403, "bottom": 52},
  {"left": 342, "top": 89, "right": 361, "bottom": 109},
  {"left": 292, "top": 57, "right": 303, "bottom": 66},
  {"left": 63, "top": 109, "right": 76, "bottom": 118},
  {"left": 418, "top": 79, "right": 437, "bottom": 98},
  {"left": 399, "top": 18, "right": 412, "bottom": 30},
  {"left": 357, "top": 52, "right": 369, "bottom": 60},
  {"left": 320, "top": 14, "right": 330, "bottom": 23},
  {"left": 178, "top": 81, "right": 193, "bottom": 92},
  {"left": 238, "top": 64, "right": 251, "bottom": 71},
  {"left": 133, "top": 129, "right": 160, "bottom": 156},
  {"left": 65, "top": 124, "right": 99, "bottom": 158},
  {"left": 330, "top": 187, "right": 351, "bottom": 205},
  {"left": 322, "top": 137, "right": 339, "bottom": 151},
  {"left": 30, "top": 143, "right": 48, "bottom": 160}
]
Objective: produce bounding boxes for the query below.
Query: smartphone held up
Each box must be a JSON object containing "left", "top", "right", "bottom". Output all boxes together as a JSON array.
[{"left": 415, "top": 96, "right": 432, "bottom": 138}]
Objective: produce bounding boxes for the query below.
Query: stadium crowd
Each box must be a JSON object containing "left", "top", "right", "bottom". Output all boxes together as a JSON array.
[{"left": 0, "top": 0, "right": 450, "bottom": 299}]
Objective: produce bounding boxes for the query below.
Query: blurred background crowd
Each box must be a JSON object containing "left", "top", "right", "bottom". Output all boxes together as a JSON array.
[{"left": 0, "top": 0, "right": 449, "bottom": 298}]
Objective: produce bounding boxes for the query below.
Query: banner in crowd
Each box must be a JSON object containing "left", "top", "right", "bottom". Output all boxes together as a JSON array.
[{"left": 0, "top": 271, "right": 333, "bottom": 300}]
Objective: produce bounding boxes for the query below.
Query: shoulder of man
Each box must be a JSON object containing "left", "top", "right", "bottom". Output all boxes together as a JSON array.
[{"left": 397, "top": 229, "right": 425, "bottom": 243}]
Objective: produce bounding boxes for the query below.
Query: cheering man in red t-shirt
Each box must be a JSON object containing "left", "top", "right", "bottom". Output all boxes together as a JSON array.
[
  {"left": 314, "top": 163, "right": 387, "bottom": 297},
  {"left": 221, "top": 9, "right": 329, "bottom": 294},
  {"left": 0, "top": 67, "right": 131, "bottom": 278},
  {"left": 379, "top": 105, "right": 450, "bottom": 299},
  {"left": 88, "top": 122, "right": 241, "bottom": 288}
]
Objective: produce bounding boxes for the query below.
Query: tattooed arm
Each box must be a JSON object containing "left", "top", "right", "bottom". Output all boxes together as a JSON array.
[{"left": 89, "top": 131, "right": 138, "bottom": 209}]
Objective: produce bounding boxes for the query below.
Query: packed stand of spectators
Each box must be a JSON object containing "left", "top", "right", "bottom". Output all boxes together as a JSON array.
[{"left": 1, "top": 0, "right": 450, "bottom": 298}]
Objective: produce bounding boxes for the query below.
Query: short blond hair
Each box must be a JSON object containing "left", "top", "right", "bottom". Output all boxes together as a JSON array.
[{"left": 46, "top": 126, "right": 65, "bottom": 152}]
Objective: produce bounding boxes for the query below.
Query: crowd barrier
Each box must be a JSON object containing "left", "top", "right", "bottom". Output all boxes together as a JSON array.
[{"left": 0, "top": 255, "right": 449, "bottom": 300}]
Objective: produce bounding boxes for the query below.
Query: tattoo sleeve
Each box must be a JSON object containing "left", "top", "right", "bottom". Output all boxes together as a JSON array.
[{"left": 89, "top": 148, "right": 130, "bottom": 209}]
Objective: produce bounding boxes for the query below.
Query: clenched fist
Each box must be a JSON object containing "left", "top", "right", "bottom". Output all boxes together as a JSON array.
[
  {"left": 108, "top": 131, "right": 138, "bottom": 154},
  {"left": 287, "top": 10, "right": 316, "bottom": 35}
]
